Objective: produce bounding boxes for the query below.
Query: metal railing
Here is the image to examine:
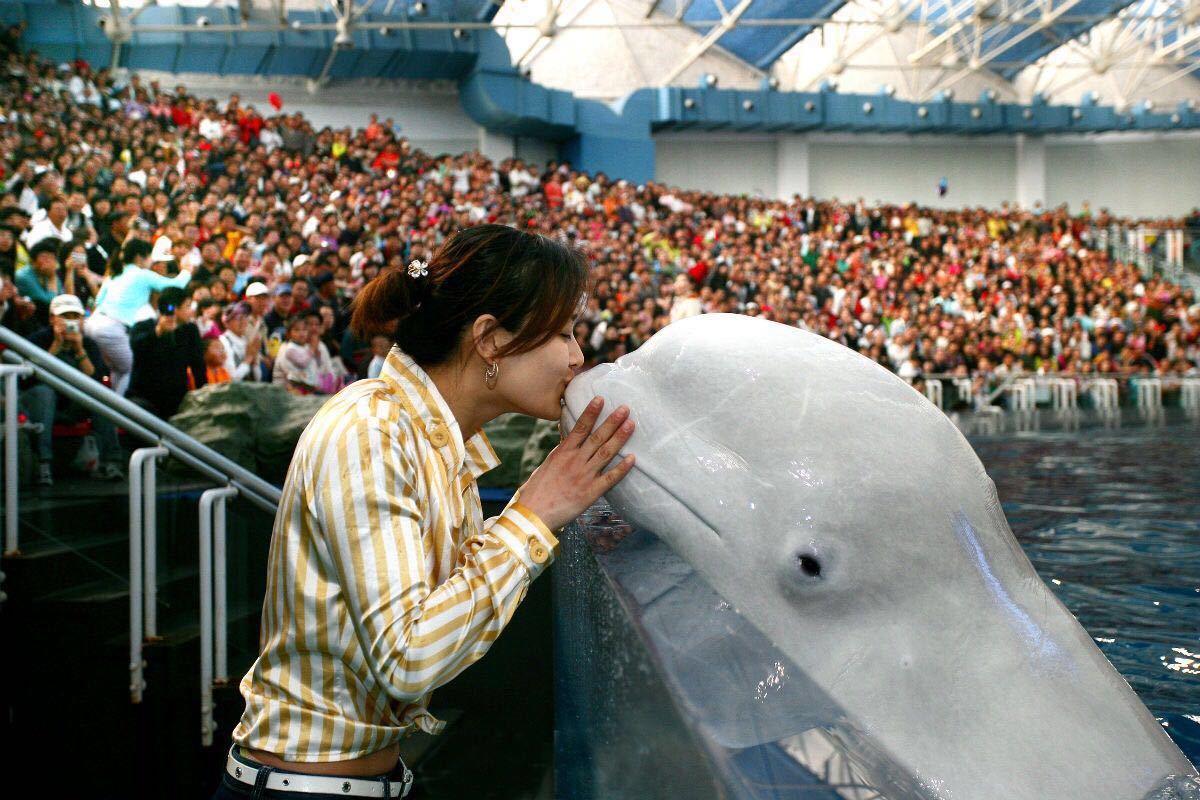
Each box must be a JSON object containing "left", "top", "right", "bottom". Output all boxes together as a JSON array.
[
  {"left": 0, "top": 326, "right": 281, "bottom": 745},
  {"left": 1092, "top": 224, "right": 1200, "bottom": 292},
  {"left": 919, "top": 371, "right": 1200, "bottom": 413}
]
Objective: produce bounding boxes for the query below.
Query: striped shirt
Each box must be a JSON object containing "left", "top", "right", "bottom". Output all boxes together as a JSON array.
[{"left": 232, "top": 347, "right": 558, "bottom": 761}]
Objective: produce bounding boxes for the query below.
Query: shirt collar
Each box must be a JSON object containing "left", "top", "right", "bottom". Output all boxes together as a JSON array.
[{"left": 379, "top": 346, "right": 500, "bottom": 482}]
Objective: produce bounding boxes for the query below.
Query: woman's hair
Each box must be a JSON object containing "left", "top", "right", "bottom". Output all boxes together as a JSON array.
[
  {"left": 108, "top": 238, "right": 153, "bottom": 277},
  {"left": 351, "top": 224, "right": 588, "bottom": 367}
]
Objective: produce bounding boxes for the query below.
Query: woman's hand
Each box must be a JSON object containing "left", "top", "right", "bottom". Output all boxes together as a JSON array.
[{"left": 516, "top": 397, "right": 636, "bottom": 532}]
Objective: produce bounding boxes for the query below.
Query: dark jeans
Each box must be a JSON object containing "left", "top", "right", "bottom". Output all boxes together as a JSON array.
[
  {"left": 20, "top": 383, "right": 121, "bottom": 464},
  {"left": 212, "top": 747, "right": 410, "bottom": 800}
]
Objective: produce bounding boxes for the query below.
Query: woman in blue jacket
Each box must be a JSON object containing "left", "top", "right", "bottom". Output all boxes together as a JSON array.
[{"left": 84, "top": 238, "right": 191, "bottom": 395}]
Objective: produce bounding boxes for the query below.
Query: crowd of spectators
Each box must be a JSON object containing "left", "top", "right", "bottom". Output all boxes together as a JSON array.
[{"left": 2, "top": 24, "right": 1199, "bottom": 484}]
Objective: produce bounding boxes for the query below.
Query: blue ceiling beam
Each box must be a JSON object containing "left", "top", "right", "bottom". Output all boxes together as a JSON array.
[
  {"left": 910, "top": 0, "right": 1140, "bottom": 81},
  {"left": 681, "top": 0, "right": 850, "bottom": 71}
]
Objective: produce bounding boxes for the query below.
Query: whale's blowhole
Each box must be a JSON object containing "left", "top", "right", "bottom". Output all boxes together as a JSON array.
[{"left": 798, "top": 554, "right": 822, "bottom": 578}]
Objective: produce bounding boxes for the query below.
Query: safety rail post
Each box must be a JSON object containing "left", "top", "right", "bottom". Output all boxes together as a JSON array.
[
  {"left": 1088, "top": 379, "right": 1119, "bottom": 411},
  {"left": 924, "top": 380, "right": 942, "bottom": 409},
  {"left": 199, "top": 486, "right": 237, "bottom": 746},
  {"left": 1182, "top": 378, "right": 1200, "bottom": 411},
  {"left": 1135, "top": 378, "right": 1163, "bottom": 411},
  {"left": 1051, "top": 378, "right": 1077, "bottom": 410},
  {"left": 953, "top": 377, "right": 975, "bottom": 409},
  {"left": 1, "top": 363, "right": 33, "bottom": 556},
  {"left": 1007, "top": 378, "right": 1036, "bottom": 411},
  {"left": 129, "top": 445, "right": 168, "bottom": 704}
]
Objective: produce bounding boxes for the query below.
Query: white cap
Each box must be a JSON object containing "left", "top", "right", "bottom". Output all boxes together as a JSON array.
[
  {"left": 49, "top": 294, "right": 84, "bottom": 317},
  {"left": 150, "top": 236, "right": 174, "bottom": 263},
  {"left": 245, "top": 282, "right": 269, "bottom": 298}
]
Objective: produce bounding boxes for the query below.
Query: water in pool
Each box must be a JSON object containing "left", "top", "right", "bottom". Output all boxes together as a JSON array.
[{"left": 961, "top": 408, "right": 1200, "bottom": 768}]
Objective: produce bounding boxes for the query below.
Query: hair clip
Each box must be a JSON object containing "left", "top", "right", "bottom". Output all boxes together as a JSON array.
[{"left": 407, "top": 259, "right": 428, "bottom": 279}]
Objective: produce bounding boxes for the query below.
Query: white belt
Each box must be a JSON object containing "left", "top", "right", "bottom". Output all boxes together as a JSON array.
[{"left": 225, "top": 748, "right": 412, "bottom": 798}]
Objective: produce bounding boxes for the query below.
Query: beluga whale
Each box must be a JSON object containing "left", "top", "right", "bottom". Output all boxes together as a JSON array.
[{"left": 560, "top": 313, "right": 1198, "bottom": 799}]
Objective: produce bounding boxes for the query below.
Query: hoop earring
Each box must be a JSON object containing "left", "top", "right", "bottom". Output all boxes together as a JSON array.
[{"left": 484, "top": 361, "right": 499, "bottom": 390}]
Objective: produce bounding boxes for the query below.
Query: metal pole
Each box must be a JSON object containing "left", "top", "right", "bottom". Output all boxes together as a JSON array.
[
  {"left": 1, "top": 364, "right": 32, "bottom": 556},
  {"left": 129, "top": 445, "right": 167, "bottom": 703},
  {"left": 199, "top": 486, "right": 236, "bottom": 746},
  {"left": 214, "top": 488, "right": 238, "bottom": 683},
  {"left": 143, "top": 450, "right": 164, "bottom": 640},
  {"left": 199, "top": 488, "right": 218, "bottom": 745}
]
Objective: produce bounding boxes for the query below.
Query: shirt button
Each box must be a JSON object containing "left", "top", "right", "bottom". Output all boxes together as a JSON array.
[
  {"left": 529, "top": 541, "right": 549, "bottom": 565},
  {"left": 429, "top": 425, "right": 450, "bottom": 448}
]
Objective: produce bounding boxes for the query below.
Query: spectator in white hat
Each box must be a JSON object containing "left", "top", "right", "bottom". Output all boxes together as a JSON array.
[
  {"left": 219, "top": 301, "right": 264, "bottom": 382},
  {"left": 22, "top": 293, "right": 123, "bottom": 486},
  {"left": 243, "top": 281, "right": 271, "bottom": 347}
]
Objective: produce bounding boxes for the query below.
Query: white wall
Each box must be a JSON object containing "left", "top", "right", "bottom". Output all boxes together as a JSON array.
[
  {"left": 515, "top": 137, "right": 561, "bottom": 169},
  {"left": 809, "top": 137, "right": 1016, "bottom": 208},
  {"left": 655, "top": 134, "right": 780, "bottom": 197},
  {"left": 1046, "top": 134, "right": 1200, "bottom": 217},
  {"left": 656, "top": 130, "right": 1200, "bottom": 216}
]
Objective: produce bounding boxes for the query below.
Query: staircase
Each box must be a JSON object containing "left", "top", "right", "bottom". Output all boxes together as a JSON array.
[{"left": 0, "top": 473, "right": 273, "bottom": 796}]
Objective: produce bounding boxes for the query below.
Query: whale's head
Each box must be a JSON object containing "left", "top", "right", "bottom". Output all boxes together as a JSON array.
[{"left": 562, "top": 313, "right": 1196, "bottom": 799}]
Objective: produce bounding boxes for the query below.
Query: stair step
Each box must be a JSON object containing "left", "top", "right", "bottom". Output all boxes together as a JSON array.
[
  {"left": 2, "top": 530, "right": 129, "bottom": 596},
  {"left": 31, "top": 563, "right": 205, "bottom": 645}
]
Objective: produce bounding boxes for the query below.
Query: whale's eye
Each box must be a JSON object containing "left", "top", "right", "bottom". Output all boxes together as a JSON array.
[{"left": 798, "top": 554, "right": 821, "bottom": 578}]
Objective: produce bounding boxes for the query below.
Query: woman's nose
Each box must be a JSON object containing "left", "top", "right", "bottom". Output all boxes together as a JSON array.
[{"left": 569, "top": 336, "right": 584, "bottom": 369}]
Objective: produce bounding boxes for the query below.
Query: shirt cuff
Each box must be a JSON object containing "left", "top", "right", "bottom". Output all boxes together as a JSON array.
[{"left": 487, "top": 498, "right": 559, "bottom": 580}]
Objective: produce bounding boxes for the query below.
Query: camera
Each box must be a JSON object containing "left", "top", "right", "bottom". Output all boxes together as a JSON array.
[{"left": 63, "top": 320, "right": 80, "bottom": 334}]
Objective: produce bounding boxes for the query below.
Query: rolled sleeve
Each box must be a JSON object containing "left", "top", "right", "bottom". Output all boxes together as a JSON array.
[{"left": 484, "top": 499, "right": 559, "bottom": 581}]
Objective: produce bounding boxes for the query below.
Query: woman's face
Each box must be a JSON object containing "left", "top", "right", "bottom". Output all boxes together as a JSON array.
[{"left": 492, "top": 318, "right": 585, "bottom": 421}]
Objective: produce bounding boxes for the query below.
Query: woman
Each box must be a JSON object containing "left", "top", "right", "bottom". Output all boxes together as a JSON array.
[
  {"left": 219, "top": 225, "right": 636, "bottom": 799},
  {"left": 84, "top": 238, "right": 192, "bottom": 395}
]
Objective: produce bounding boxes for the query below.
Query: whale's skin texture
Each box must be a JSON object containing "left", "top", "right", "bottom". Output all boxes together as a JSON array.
[{"left": 561, "top": 313, "right": 1198, "bottom": 800}]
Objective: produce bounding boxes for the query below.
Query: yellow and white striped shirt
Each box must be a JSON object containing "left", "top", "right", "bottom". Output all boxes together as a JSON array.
[{"left": 232, "top": 347, "right": 558, "bottom": 761}]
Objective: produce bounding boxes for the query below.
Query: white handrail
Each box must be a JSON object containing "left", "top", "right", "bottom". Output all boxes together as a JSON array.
[
  {"left": 199, "top": 485, "right": 238, "bottom": 747},
  {"left": 0, "top": 328, "right": 280, "bottom": 512},
  {"left": 129, "top": 445, "right": 167, "bottom": 704},
  {"left": 1, "top": 364, "right": 33, "bottom": 556}
]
